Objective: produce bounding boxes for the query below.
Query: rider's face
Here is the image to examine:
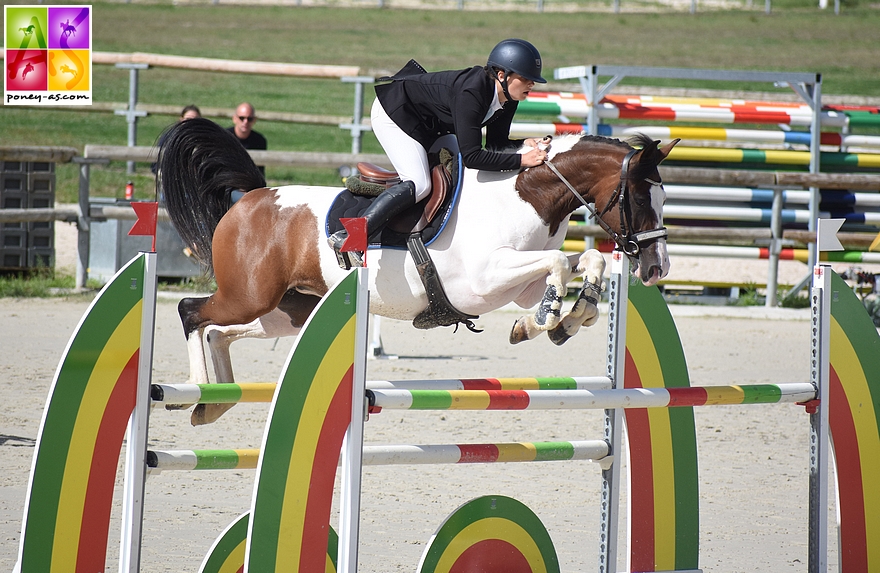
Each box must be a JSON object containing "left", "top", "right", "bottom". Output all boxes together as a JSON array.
[{"left": 496, "top": 72, "right": 536, "bottom": 102}]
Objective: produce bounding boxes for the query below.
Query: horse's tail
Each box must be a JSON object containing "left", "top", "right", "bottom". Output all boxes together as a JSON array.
[{"left": 157, "top": 117, "right": 265, "bottom": 271}]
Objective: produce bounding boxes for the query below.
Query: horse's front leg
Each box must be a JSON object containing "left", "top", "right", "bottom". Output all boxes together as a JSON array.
[
  {"left": 470, "top": 249, "right": 571, "bottom": 345},
  {"left": 184, "top": 326, "right": 209, "bottom": 385},
  {"left": 169, "top": 297, "right": 212, "bottom": 412},
  {"left": 188, "top": 323, "right": 241, "bottom": 425},
  {"left": 548, "top": 250, "right": 607, "bottom": 346},
  {"left": 177, "top": 296, "right": 212, "bottom": 387}
]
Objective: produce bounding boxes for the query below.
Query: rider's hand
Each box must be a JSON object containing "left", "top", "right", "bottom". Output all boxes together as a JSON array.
[
  {"left": 520, "top": 145, "right": 548, "bottom": 168},
  {"left": 524, "top": 135, "right": 553, "bottom": 151}
]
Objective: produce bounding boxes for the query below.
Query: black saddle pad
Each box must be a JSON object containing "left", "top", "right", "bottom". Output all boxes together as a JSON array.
[{"left": 325, "top": 153, "right": 462, "bottom": 249}]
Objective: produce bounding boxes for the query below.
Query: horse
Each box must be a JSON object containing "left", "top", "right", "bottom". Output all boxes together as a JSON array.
[
  {"left": 158, "top": 118, "right": 678, "bottom": 425},
  {"left": 59, "top": 20, "right": 76, "bottom": 38}
]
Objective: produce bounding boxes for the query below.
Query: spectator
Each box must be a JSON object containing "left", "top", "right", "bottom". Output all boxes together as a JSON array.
[
  {"left": 152, "top": 104, "right": 202, "bottom": 174},
  {"left": 227, "top": 102, "right": 267, "bottom": 175}
]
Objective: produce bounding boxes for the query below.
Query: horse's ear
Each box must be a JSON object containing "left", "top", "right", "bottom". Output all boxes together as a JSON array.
[
  {"left": 643, "top": 139, "right": 661, "bottom": 154},
  {"left": 657, "top": 138, "right": 680, "bottom": 162}
]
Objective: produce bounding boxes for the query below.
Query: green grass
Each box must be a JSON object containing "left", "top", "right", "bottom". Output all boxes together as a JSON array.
[
  {"left": 0, "top": 270, "right": 216, "bottom": 296},
  {"left": 0, "top": 271, "right": 100, "bottom": 297}
]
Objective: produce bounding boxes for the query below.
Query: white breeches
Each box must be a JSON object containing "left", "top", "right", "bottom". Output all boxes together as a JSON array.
[{"left": 371, "top": 98, "right": 456, "bottom": 202}]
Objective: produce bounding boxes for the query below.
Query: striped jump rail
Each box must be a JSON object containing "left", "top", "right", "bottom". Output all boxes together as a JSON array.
[
  {"left": 666, "top": 146, "right": 880, "bottom": 169},
  {"left": 562, "top": 240, "right": 880, "bottom": 265},
  {"left": 509, "top": 123, "right": 880, "bottom": 149},
  {"left": 366, "top": 383, "right": 817, "bottom": 412},
  {"left": 663, "top": 186, "right": 880, "bottom": 209},
  {"left": 522, "top": 92, "right": 880, "bottom": 128},
  {"left": 150, "top": 376, "right": 612, "bottom": 406},
  {"left": 661, "top": 204, "right": 880, "bottom": 226},
  {"left": 146, "top": 440, "right": 610, "bottom": 473},
  {"left": 517, "top": 99, "right": 850, "bottom": 128}
]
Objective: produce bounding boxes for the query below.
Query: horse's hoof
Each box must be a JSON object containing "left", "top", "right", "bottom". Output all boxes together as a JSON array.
[
  {"left": 191, "top": 403, "right": 235, "bottom": 426},
  {"left": 509, "top": 319, "right": 528, "bottom": 345},
  {"left": 547, "top": 324, "right": 572, "bottom": 346}
]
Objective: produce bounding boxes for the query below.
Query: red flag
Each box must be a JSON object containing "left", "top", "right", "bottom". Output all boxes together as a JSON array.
[
  {"left": 128, "top": 201, "right": 159, "bottom": 252},
  {"left": 339, "top": 217, "right": 367, "bottom": 253}
]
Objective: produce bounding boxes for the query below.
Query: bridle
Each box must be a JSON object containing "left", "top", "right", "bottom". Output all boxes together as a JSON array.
[{"left": 544, "top": 148, "right": 667, "bottom": 257}]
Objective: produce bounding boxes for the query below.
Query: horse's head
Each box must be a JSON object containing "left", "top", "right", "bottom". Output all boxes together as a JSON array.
[
  {"left": 598, "top": 134, "right": 679, "bottom": 286},
  {"left": 517, "top": 134, "right": 679, "bottom": 286}
]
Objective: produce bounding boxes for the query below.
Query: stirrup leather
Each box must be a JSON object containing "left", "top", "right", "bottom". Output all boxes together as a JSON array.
[{"left": 407, "top": 234, "right": 481, "bottom": 333}]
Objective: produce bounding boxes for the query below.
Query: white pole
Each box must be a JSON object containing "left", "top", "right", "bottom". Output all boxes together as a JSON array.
[
  {"left": 338, "top": 268, "right": 370, "bottom": 573},
  {"left": 599, "top": 250, "right": 627, "bottom": 573},
  {"left": 118, "top": 252, "right": 158, "bottom": 573},
  {"left": 808, "top": 262, "right": 830, "bottom": 572}
]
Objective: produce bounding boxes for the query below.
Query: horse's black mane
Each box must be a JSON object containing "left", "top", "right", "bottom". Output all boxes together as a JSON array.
[{"left": 577, "top": 133, "right": 657, "bottom": 181}]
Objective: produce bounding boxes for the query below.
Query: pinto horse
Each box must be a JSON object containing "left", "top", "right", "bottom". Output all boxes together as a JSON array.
[{"left": 158, "top": 118, "right": 678, "bottom": 424}]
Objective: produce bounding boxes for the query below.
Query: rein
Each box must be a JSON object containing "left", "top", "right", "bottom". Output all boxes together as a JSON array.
[{"left": 544, "top": 149, "right": 667, "bottom": 257}]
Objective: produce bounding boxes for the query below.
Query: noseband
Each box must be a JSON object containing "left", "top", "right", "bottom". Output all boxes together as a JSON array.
[{"left": 544, "top": 149, "right": 667, "bottom": 257}]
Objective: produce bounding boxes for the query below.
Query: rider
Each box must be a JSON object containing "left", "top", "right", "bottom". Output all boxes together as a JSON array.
[{"left": 329, "top": 38, "right": 551, "bottom": 267}]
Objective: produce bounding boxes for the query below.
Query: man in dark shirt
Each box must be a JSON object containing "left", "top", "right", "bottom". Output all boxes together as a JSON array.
[{"left": 227, "top": 102, "right": 267, "bottom": 175}]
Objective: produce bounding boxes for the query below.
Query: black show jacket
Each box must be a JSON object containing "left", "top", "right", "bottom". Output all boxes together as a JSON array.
[{"left": 375, "top": 64, "right": 525, "bottom": 172}]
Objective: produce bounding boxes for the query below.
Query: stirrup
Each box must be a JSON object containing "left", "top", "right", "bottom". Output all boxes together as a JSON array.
[{"left": 328, "top": 232, "right": 364, "bottom": 269}]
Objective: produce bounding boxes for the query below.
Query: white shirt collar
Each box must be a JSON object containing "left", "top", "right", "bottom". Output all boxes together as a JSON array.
[{"left": 483, "top": 88, "right": 504, "bottom": 124}]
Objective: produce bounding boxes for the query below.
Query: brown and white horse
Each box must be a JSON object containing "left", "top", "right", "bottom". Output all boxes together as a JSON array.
[{"left": 158, "top": 118, "right": 678, "bottom": 424}]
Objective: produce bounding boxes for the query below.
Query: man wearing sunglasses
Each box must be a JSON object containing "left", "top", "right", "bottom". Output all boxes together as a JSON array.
[{"left": 227, "top": 101, "right": 267, "bottom": 175}]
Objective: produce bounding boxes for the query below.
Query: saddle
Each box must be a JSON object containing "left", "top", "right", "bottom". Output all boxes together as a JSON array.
[
  {"left": 330, "top": 150, "right": 480, "bottom": 333},
  {"left": 344, "top": 159, "right": 450, "bottom": 234}
]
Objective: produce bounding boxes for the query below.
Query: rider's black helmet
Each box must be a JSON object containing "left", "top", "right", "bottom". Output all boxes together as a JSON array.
[{"left": 487, "top": 39, "right": 546, "bottom": 83}]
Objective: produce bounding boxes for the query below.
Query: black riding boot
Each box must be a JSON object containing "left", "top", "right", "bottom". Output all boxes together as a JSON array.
[{"left": 329, "top": 180, "right": 417, "bottom": 268}]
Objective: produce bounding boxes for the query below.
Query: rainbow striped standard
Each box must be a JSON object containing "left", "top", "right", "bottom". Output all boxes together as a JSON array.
[
  {"left": 199, "top": 513, "right": 339, "bottom": 573},
  {"left": 247, "top": 270, "right": 361, "bottom": 572},
  {"left": 623, "top": 279, "right": 700, "bottom": 572},
  {"left": 198, "top": 512, "right": 250, "bottom": 573},
  {"left": 828, "top": 271, "right": 880, "bottom": 572},
  {"left": 366, "top": 384, "right": 815, "bottom": 411},
  {"left": 417, "top": 496, "right": 560, "bottom": 573},
  {"left": 16, "top": 254, "right": 148, "bottom": 572},
  {"left": 147, "top": 441, "right": 609, "bottom": 472}
]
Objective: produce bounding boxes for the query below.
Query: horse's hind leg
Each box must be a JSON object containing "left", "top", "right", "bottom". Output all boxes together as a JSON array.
[{"left": 191, "top": 294, "right": 320, "bottom": 426}]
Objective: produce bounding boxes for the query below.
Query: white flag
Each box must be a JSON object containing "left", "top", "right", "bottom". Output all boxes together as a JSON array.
[{"left": 816, "top": 218, "right": 845, "bottom": 252}]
